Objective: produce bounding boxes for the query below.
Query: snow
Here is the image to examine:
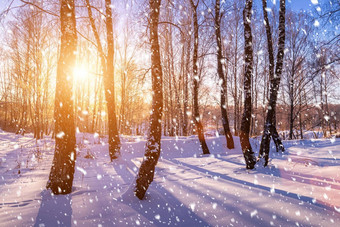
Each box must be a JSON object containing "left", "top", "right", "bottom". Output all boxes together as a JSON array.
[
  {"left": 0, "top": 131, "right": 339, "bottom": 226},
  {"left": 311, "top": 0, "right": 318, "bottom": 5}
]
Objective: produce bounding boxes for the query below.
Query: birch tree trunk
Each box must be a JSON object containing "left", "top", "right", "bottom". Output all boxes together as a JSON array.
[
  {"left": 135, "top": 0, "right": 163, "bottom": 200},
  {"left": 240, "top": 0, "right": 256, "bottom": 169},
  {"left": 47, "top": 0, "right": 77, "bottom": 195},
  {"left": 190, "top": 0, "right": 210, "bottom": 155},
  {"left": 85, "top": 0, "right": 121, "bottom": 160},
  {"left": 259, "top": 0, "right": 286, "bottom": 166},
  {"left": 214, "top": 0, "right": 234, "bottom": 149},
  {"left": 104, "top": 0, "right": 121, "bottom": 160},
  {"left": 258, "top": 0, "right": 285, "bottom": 155},
  {"left": 183, "top": 37, "right": 191, "bottom": 136}
]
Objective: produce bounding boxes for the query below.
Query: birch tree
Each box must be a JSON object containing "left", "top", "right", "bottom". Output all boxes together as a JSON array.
[
  {"left": 47, "top": 0, "right": 77, "bottom": 194},
  {"left": 84, "top": 0, "right": 121, "bottom": 160},
  {"left": 258, "top": 0, "right": 286, "bottom": 166},
  {"left": 190, "top": 0, "right": 210, "bottom": 155},
  {"left": 240, "top": 0, "right": 256, "bottom": 169},
  {"left": 214, "top": 0, "right": 234, "bottom": 149},
  {"left": 134, "top": 0, "right": 163, "bottom": 200}
]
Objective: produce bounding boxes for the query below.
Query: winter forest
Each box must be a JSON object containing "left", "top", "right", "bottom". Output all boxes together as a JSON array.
[{"left": 0, "top": 0, "right": 339, "bottom": 226}]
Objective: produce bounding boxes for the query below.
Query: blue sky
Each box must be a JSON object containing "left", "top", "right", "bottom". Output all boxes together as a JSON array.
[{"left": 289, "top": 0, "right": 316, "bottom": 11}]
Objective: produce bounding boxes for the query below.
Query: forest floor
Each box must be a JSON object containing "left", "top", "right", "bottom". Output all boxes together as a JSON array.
[{"left": 0, "top": 130, "right": 340, "bottom": 226}]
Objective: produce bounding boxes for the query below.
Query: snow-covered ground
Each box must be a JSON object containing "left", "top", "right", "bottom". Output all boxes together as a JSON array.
[{"left": 0, "top": 130, "right": 339, "bottom": 226}]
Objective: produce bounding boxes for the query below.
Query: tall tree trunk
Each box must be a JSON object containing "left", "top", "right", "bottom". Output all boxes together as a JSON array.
[
  {"left": 287, "top": 52, "right": 296, "bottom": 140},
  {"left": 240, "top": 0, "right": 256, "bottom": 169},
  {"left": 47, "top": 0, "right": 77, "bottom": 195},
  {"left": 97, "top": 82, "right": 103, "bottom": 134},
  {"left": 167, "top": 16, "right": 175, "bottom": 136},
  {"left": 92, "top": 72, "right": 99, "bottom": 133},
  {"left": 105, "top": 0, "right": 121, "bottom": 160},
  {"left": 324, "top": 76, "right": 331, "bottom": 136},
  {"left": 299, "top": 94, "right": 303, "bottom": 139},
  {"left": 215, "top": 0, "right": 234, "bottom": 149},
  {"left": 257, "top": 0, "right": 285, "bottom": 153},
  {"left": 289, "top": 80, "right": 294, "bottom": 140},
  {"left": 259, "top": 0, "right": 286, "bottom": 166},
  {"left": 169, "top": 58, "right": 174, "bottom": 136},
  {"left": 43, "top": 63, "right": 50, "bottom": 135},
  {"left": 4, "top": 92, "right": 8, "bottom": 129},
  {"left": 86, "top": 0, "right": 121, "bottom": 159},
  {"left": 134, "top": 0, "right": 163, "bottom": 200},
  {"left": 320, "top": 68, "right": 325, "bottom": 136},
  {"left": 183, "top": 38, "right": 191, "bottom": 136},
  {"left": 120, "top": 67, "right": 126, "bottom": 133},
  {"left": 271, "top": 109, "right": 283, "bottom": 150},
  {"left": 233, "top": 36, "right": 238, "bottom": 136},
  {"left": 190, "top": 0, "right": 210, "bottom": 155}
]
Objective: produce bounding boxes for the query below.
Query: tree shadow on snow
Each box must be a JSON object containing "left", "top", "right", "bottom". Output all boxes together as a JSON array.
[
  {"left": 114, "top": 157, "right": 211, "bottom": 225},
  {"left": 34, "top": 189, "right": 73, "bottom": 227},
  {"left": 112, "top": 157, "right": 138, "bottom": 185},
  {"left": 171, "top": 159, "right": 330, "bottom": 211},
  {"left": 119, "top": 183, "right": 211, "bottom": 226}
]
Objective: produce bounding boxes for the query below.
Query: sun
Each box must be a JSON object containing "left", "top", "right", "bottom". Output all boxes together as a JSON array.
[{"left": 73, "top": 66, "right": 89, "bottom": 80}]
